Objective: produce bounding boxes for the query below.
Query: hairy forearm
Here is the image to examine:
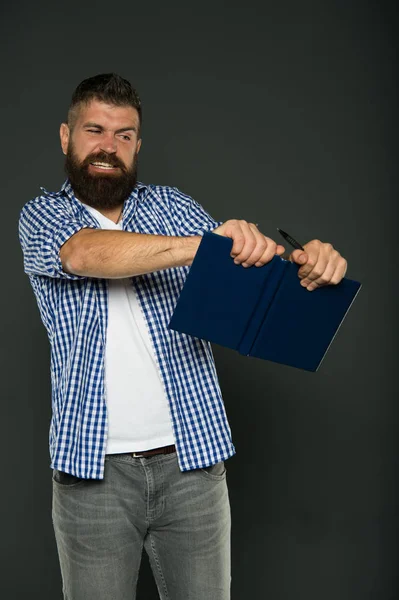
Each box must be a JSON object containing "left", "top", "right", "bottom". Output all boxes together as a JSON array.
[{"left": 66, "top": 229, "right": 203, "bottom": 278}]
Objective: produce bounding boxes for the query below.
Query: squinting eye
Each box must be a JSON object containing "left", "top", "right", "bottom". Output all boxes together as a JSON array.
[
  {"left": 88, "top": 129, "right": 100, "bottom": 134},
  {"left": 121, "top": 135, "right": 131, "bottom": 141}
]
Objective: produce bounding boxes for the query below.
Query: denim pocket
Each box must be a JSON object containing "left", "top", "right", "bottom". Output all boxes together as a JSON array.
[
  {"left": 198, "top": 461, "right": 226, "bottom": 480},
  {"left": 52, "top": 469, "right": 86, "bottom": 488}
]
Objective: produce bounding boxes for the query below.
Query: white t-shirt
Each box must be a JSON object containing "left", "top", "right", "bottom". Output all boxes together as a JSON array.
[{"left": 80, "top": 202, "right": 175, "bottom": 454}]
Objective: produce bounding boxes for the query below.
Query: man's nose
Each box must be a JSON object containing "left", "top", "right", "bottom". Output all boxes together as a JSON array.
[{"left": 99, "top": 132, "right": 117, "bottom": 153}]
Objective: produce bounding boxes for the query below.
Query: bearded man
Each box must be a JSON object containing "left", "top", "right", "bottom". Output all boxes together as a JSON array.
[{"left": 18, "top": 72, "right": 347, "bottom": 600}]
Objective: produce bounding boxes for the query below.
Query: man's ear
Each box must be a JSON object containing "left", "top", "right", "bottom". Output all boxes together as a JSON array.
[
  {"left": 136, "top": 138, "right": 142, "bottom": 154},
  {"left": 60, "top": 123, "right": 70, "bottom": 155}
]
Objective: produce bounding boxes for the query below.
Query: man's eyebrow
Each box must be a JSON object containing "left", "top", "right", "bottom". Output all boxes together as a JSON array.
[{"left": 82, "top": 121, "right": 137, "bottom": 133}]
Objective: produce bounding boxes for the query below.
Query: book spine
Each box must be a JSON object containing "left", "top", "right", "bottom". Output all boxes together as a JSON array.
[{"left": 237, "top": 257, "right": 288, "bottom": 356}]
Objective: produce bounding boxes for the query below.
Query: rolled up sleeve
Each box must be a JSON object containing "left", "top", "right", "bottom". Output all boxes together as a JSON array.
[{"left": 18, "top": 198, "right": 97, "bottom": 279}]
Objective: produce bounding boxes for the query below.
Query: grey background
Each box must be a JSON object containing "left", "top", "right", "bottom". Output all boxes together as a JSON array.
[{"left": 1, "top": 0, "right": 397, "bottom": 598}]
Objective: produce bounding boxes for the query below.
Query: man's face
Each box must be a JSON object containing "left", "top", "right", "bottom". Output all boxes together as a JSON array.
[{"left": 60, "top": 100, "right": 142, "bottom": 210}]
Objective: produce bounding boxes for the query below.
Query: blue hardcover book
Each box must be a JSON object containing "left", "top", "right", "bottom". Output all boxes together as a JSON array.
[{"left": 168, "top": 232, "right": 362, "bottom": 371}]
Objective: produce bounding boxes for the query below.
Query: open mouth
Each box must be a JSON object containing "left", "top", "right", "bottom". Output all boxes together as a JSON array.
[{"left": 89, "top": 162, "right": 120, "bottom": 171}]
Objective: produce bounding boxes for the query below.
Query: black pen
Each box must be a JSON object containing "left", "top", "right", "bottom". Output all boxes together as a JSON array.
[{"left": 277, "top": 228, "right": 305, "bottom": 251}]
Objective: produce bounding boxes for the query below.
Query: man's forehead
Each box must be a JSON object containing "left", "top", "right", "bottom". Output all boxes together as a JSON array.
[{"left": 77, "top": 100, "right": 139, "bottom": 127}]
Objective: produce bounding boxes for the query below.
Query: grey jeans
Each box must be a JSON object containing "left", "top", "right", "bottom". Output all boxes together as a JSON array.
[{"left": 52, "top": 451, "right": 231, "bottom": 599}]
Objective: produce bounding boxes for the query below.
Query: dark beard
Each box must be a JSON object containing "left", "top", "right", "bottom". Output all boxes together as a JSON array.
[{"left": 64, "top": 143, "right": 138, "bottom": 211}]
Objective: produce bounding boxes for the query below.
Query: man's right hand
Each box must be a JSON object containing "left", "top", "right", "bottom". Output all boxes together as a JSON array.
[{"left": 212, "top": 220, "right": 285, "bottom": 268}]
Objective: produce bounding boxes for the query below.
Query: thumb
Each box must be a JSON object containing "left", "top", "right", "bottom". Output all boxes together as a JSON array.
[{"left": 290, "top": 250, "right": 308, "bottom": 264}]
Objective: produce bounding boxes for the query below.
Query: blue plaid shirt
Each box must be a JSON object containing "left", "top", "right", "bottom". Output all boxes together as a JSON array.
[{"left": 18, "top": 179, "right": 236, "bottom": 479}]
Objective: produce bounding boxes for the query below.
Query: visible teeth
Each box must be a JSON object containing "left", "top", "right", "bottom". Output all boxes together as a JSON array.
[{"left": 91, "top": 162, "right": 116, "bottom": 168}]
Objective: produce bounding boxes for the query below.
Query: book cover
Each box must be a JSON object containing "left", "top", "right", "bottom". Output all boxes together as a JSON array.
[{"left": 168, "top": 232, "right": 361, "bottom": 371}]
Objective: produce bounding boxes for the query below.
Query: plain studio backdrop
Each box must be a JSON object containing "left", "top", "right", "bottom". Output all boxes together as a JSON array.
[{"left": 1, "top": 1, "right": 397, "bottom": 598}]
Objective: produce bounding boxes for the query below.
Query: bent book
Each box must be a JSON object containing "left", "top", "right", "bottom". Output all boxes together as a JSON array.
[{"left": 168, "top": 232, "right": 362, "bottom": 371}]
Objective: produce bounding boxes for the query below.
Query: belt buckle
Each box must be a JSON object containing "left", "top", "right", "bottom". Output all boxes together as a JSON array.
[{"left": 132, "top": 451, "right": 144, "bottom": 458}]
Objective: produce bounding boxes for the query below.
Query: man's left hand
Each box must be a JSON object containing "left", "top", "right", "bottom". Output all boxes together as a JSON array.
[{"left": 289, "top": 240, "right": 347, "bottom": 292}]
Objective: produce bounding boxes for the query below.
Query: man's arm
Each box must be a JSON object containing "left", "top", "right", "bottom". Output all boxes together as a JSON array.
[{"left": 61, "top": 228, "right": 202, "bottom": 278}]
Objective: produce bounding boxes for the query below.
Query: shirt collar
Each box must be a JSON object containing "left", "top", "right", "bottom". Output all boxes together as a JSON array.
[{"left": 39, "top": 178, "right": 149, "bottom": 225}]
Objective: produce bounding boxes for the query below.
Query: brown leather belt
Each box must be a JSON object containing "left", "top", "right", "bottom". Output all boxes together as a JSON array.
[{"left": 131, "top": 444, "right": 176, "bottom": 458}]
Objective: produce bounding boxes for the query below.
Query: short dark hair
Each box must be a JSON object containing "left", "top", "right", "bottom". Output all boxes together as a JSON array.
[{"left": 67, "top": 72, "right": 142, "bottom": 135}]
